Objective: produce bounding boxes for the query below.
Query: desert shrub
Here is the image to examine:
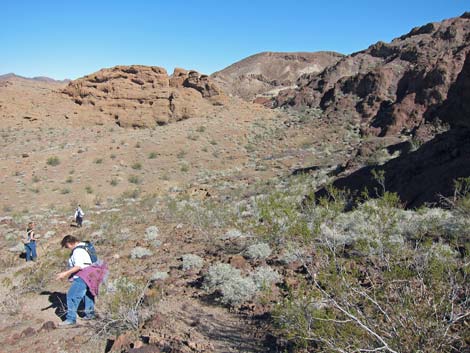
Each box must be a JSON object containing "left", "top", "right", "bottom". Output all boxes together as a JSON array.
[
  {"left": 94, "top": 158, "right": 103, "bottom": 164},
  {"left": 244, "top": 243, "right": 272, "bottom": 260},
  {"left": 181, "top": 254, "right": 204, "bottom": 271},
  {"left": 204, "top": 263, "right": 241, "bottom": 290},
  {"left": 251, "top": 266, "right": 281, "bottom": 290},
  {"left": 204, "top": 263, "right": 260, "bottom": 305},
  {"left": 219, "top": 275, "right": 257, "bottom": 305},
  {"left": 128, "top": 175, "right": 141, "bottom": 184},
  {"left": 85, "top": 185, "right": 93, "bottom": 194},
  {"left": 121, "top": 188, "right": 140, "bottom": 199},
  {"left": 145, "top": 226, "right": 159, "bottom": 240},
  {"left": 150, "top": 271, "right": 169, "bottom": 281},
  {"left": 180, "top": 162, "right": 189, "bottom": 172},
  {"left": 252, "top": 188, "right": 332, "bottom": 244},
  {"left": 272, "top": 210, "right": 469, "bottom": 353},
  {"left": 221, "top": 228, "right": 244, "bottom": 240},
  {"left": 46, "top": 156, "right": 60, "bottom": 166},
  {"left": 148, "top": 152, "right": 158, "bottom": 159},
  {"left": 110, "top": 178, "right": 119, "bottom": 186},
  {"left": 99, "top": 277, "right": 152, "bottom": 334},
  {"left": 168, "top": 198, "right": 236, "bottom": 234},
  {"left": 21, "top": 259, "right": 55, "bottom": 293},
  {"left": 130, "top": 247, "right": 153, "bottom": 259},
  {"left": 131, "top": 162, "right": 142, "bottom": 170}
]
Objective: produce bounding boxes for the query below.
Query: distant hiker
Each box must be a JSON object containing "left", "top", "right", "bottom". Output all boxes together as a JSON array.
[
  {"left": 74, "top": 205, "right": 84, "bottom": 227},
  {"left": 23, "top": 222, "right": 37, "bottom": 262},
  {"left": 56, "top": 235, "right": 107, "bottom": 327}
]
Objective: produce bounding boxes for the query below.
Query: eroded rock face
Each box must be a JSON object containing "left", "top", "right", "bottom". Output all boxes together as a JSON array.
[
  {"left": 272, "top": 14, "right": 470, "bottom": 137},
  {"left": 63, "top": 65, "right": 223, "bottom": 128}
]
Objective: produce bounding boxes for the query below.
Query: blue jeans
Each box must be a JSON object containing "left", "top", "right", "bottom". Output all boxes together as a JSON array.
[
  {"left": 25, "top": 241, "right": 37, "bottom": 261},
  {"left": 66, "top": 277, "right": 95, "bottom": 323},
  {"left": 76, "top": 215, "right": 83, "bottom": 227}
]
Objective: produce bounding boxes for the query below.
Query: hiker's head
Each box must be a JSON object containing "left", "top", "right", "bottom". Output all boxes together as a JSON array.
[
  {"left": 61, "top": 235, "right": 79, "bottom": 249},
  {"left": 28, "top": 222, "right": 34, "bottom": 229}
]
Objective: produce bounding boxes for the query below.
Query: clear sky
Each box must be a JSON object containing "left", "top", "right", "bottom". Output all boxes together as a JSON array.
[{"left": 2, "top": 0, "right": 469, "bottom": 80}]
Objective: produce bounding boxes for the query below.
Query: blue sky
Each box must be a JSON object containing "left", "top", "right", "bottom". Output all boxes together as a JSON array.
[{"left": 2, "top": 0, "right": 468, "bottom": 79}]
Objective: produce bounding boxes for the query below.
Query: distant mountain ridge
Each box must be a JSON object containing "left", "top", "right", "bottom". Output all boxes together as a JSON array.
[
  {"left": 211, "top": 51, "right": 343, "bottom": 101},
  {"left": 0, "top": 72, "right": 70, "bottom": 84}
]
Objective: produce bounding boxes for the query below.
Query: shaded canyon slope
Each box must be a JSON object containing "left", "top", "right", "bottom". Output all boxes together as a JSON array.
[
  {"left": 272, "top": 13, "right": 470, "bottom": 138},
  {"left": 211, "top": 51, "right": 343, "bottom": 101}
]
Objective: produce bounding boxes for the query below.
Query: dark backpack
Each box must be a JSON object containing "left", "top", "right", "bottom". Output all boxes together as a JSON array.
[{"left": 72, "top": 241, "right": 98, "bottom": 264}]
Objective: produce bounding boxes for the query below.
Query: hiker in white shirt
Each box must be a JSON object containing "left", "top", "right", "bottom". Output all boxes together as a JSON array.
[
  {"left": 56, "top": 235, "right": 95, "bottom": 327},
  {"left": 74, "top": 205, "right": 84, "bottom": 227}
]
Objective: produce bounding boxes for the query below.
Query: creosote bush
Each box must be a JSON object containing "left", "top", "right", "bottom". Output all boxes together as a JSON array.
[
  {"left": 266, "top": 184, "right": 470, "bottom": 353},
  {"left": 99, "top": 277, "right": 152, "bottom": 334}
]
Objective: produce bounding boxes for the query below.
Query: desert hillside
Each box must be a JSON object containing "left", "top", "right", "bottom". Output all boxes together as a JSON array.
[
  {"left": 272, "top": 13, "right": 470, "bottom": 138},
  {"left": 0, "top": 13, "right": 469, "bottom": 353},
  {"left": 211, "top": 51, "right": 343, "bottom": 101}
]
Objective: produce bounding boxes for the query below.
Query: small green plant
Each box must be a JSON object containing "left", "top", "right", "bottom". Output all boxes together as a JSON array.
[
  {"left": 94, "top": 158, "right": 103, "bottom": 164},
  {"left": 85, "top": 185, "right": 93, "bottom": 194},
  {"left": 148, "top": 152, "right": 158, "bottom": 159},
  {"left": 177, "top": 150, "right": 186, "bottom": 159},
  {"left": 121, "top": 188, "right": 140, "bottom": 199},
  {"left": 61, "top": 188, "right": 71, "bottom": 194},
  {"left": 110, "top": 178, "right": 119, "bottom": 186},
  {"left": 132, "top": 162, "right": 142, "bottom": 170},
  {"left": 180, "top": 163, "right": 189, "bottom": 173},
  {"left": 196, "top": 125, "right": 206, "bottom": 133},
  {"left": 128, "top": 175, "right": 141, "bottom": 184},
  {"left": 187, "top": 133, "right": 199, "bottom": 141},
  {"left": 46, "top": 156, "right": 60, "bottom": 166}
]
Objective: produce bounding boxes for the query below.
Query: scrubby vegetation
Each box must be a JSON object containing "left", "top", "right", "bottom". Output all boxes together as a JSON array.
[{"left": 164, "top": 172, "right": 469, "bottom": 352}]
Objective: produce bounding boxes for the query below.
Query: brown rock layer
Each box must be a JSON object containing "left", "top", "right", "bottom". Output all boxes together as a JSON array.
[{"left": 63, "top": 65, "right": 224, "bottom": 128}]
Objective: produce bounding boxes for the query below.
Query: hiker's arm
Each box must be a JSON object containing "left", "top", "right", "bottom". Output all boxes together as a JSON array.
[
  {"left": 56, "top": 266, "right": 81, "bottom": 280},
  {"left": 30, "top": 231, "right": 37, "bottom": 241}
]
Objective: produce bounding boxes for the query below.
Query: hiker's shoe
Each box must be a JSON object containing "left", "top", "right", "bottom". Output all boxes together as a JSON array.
[
  {"left": 81, "top": 315, "right": 96, "bottom": 321},
  {"left": 58, "top": 320, "right": 76, "bottom": 328}
]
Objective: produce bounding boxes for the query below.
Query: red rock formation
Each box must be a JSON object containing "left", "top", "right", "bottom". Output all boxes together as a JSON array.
[
  {"left": 63, "top": 65, "right": 224, "bottom": 128},
  {"left": 272, "top": 13, "right": 470, "bottom": 138}
]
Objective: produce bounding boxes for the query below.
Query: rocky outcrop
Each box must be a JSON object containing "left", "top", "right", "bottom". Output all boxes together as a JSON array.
[
  {"left": 63, "top": 65, "right": 224, "bottom": 128},
  {"left": 272, "top": 14, "right": 470, "bottom": 138},
  {"left": 211, "top": 51, "right": 343, "bottom": 101}
]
